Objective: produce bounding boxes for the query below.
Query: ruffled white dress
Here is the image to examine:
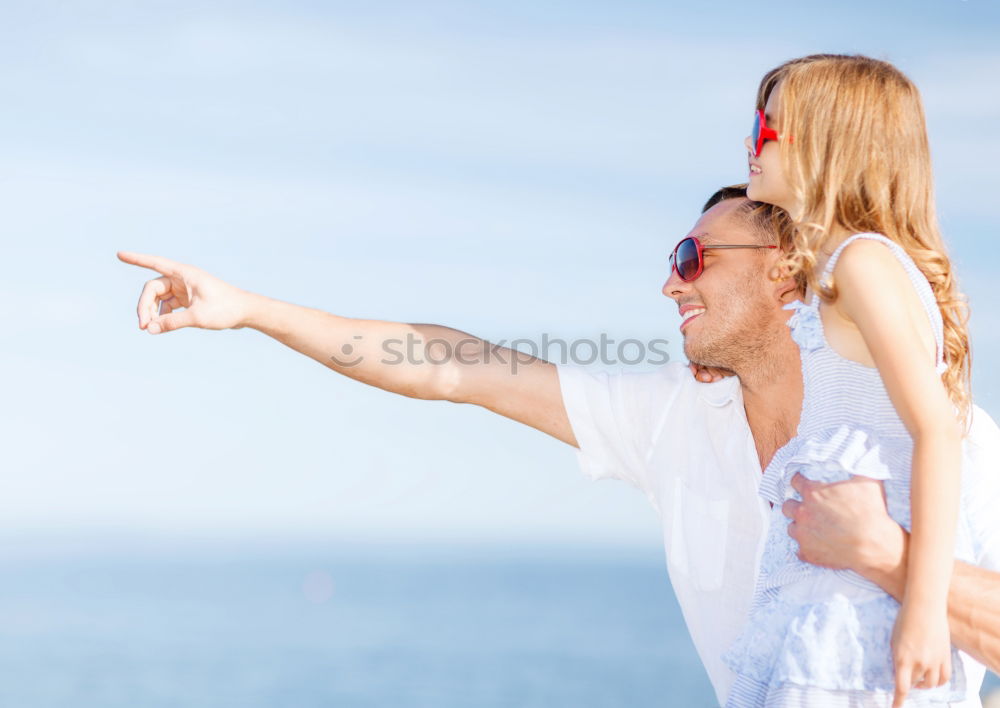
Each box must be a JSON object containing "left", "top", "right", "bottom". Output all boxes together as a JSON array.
[{"left": 722, "top": 233, "right": 976, "bottom": 708}]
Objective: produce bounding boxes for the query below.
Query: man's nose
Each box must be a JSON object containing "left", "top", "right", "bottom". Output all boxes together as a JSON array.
[{"left": 662, "top": 266, "right": 690, "bottom": 301}]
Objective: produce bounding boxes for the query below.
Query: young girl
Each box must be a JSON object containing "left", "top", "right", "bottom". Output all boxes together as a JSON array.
[{"left": 722, "top": 55, "right": 974, "bottom": 707}]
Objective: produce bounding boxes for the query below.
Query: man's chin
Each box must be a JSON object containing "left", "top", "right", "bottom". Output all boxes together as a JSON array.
[
  {"left": 682, "top": 337, "right": 705, "bottom": 365},
  {"left": 683, "top": 337, "right": 732, "bottom": 371}
]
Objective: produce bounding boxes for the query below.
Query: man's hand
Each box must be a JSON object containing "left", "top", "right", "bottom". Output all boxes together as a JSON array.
[
  {"left": 782, "top": 473, "right": 904, "bottom": 577},
  {"left": 118, "top": 251, "right": 254, "bottom": 334}
]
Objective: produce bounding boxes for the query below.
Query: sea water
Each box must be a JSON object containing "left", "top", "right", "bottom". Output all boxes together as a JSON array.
[{"left": 0, "top": 538, "right": 994, "bottom": 707}]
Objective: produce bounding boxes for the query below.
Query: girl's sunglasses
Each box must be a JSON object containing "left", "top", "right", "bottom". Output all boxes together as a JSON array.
[
  {"left": 669, "top": 236, "right": 778, "bottom": 282},
  {"left": 750, "top": 108, "right": 780, "bottom": 158}
]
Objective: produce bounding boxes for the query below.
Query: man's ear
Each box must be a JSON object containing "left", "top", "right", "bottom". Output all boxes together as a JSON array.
[
  {"left": 771, "top": 268, "right": 800, "bottom": 304},
  {"left": 766, "top": 249, "right": 802, "bottom": 304}
]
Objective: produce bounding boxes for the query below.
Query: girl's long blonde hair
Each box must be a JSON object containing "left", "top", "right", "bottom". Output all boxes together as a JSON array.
[{"left": 759, "top": 54, "right": 971, "bottom": 425}]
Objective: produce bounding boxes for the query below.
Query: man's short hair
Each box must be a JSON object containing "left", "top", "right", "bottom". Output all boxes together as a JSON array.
[
  {"left": 701, "top": 184, "right": 780, "bottom": 246},
  {"left": 702, "top": 185, "right": 756, "bottom": 213},
  {"left": 702, "top": 184, "right": 806, "bottom": 293}
]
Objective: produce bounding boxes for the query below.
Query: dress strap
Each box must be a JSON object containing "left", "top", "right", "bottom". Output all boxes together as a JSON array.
[{"left": 821, "top": 233, "right": 947, "bottom": 374}]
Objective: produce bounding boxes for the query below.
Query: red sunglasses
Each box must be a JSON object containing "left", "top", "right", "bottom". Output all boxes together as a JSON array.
[
  {"left": 750, "top": 108, "right": 780, "bottom": 158},
  {"left": 669, "top": 236, "right": 778, "bottom": 282}
]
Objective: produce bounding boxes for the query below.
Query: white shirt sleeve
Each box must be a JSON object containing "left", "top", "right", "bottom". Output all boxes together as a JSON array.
[
  {"left": 555, "top": 363, "right": 689, "bottom": 496},
  {"left": 966, "top": 404, "right": 1000, "bottom": 570}
]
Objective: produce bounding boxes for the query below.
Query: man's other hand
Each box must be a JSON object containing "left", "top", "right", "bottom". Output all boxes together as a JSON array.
[{"left": 783, "top": 473, "right": 904, "bottom": 574}]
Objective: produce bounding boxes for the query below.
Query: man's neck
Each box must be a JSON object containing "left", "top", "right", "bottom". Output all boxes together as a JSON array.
[{"left": 735, "top": 333, "right": 804, "bottom": 472}]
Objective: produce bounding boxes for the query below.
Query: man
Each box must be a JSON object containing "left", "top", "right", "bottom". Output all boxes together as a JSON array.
[{"left": 118, "top": 186, "right": 1000, "bottom": 706}]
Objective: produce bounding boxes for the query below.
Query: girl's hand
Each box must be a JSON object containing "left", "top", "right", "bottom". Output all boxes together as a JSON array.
[
  {"left": 891, "top": 600, "right": 952, "bottom": 708},
  {"left": 117, "top": 251, "right": 254, "bottom": 334},
  {"left": 688, "top": 362, "right": 734, "bottom": 383}
]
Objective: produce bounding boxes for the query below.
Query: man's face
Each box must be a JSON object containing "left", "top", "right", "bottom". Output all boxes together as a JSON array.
[{"left": 662, "top": 198, "right": 787, "bottom": 370}]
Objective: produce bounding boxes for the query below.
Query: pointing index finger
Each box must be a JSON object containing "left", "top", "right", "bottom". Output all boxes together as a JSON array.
[{"left": 117, "top": 251, "right": 182, "bottom": 276}]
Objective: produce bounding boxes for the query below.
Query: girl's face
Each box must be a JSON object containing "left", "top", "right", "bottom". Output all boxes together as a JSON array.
[{"left": 745, "top": 84, "right": 795, "bottom": 213}]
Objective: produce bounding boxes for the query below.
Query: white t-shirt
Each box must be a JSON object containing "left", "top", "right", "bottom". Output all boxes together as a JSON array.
[{"left": 557, "top": 362, "right": 1000, "bottom": 707}]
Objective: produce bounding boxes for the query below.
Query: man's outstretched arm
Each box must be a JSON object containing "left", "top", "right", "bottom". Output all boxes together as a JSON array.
[
  {"left": 117, "top": 251, "right": 577, "bottom": 446},
  {"left": 785, "top": 474, "right": 1000, "bottom": 672}
]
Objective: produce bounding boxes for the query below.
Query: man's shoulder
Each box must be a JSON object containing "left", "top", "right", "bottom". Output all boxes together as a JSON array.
[
  {"left": 629, "top": 362, "right": 743, "bottom": 406},
  {"left": 966, "top": 403, "right": 1000, "bottom": 488},
  {"left": 556, "top": 361, "right": 742, "bottom": 408},
  {"left": 969, "top": 404, "right": 1000, "bottom": 448},
  {"left": 965, "top": 404, "right": 1000, "bottom": 570}
]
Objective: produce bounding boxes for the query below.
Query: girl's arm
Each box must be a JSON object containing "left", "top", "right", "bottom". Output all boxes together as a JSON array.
[
  {"left": 858, "top": 524, "right": 1000, "bottom": 672},
  {"left": 829, "top": 239, "right": 963, "bottom": 708}
]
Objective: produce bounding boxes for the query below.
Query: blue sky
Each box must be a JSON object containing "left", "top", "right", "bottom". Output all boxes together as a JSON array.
[{"left": 1, "top": 0, "right": 998, "bottom": 545}]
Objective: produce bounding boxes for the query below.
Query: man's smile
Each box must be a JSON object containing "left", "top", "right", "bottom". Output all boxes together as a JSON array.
[{"left": 679, "top": 304, "right": 706, "bottom": 331}]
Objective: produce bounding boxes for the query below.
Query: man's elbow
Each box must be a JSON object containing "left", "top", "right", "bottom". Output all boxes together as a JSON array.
[{"left": 420, "top": 363, "right": 466, "bottom": 403}]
